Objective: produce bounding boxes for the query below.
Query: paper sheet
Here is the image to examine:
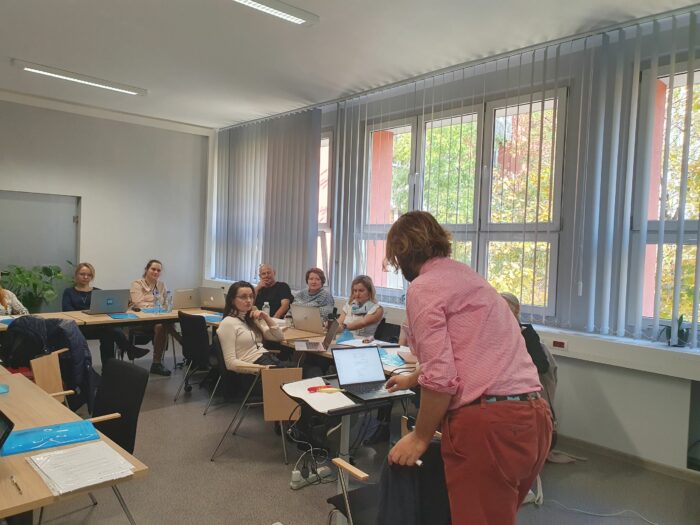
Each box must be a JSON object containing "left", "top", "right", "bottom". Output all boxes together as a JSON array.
[
  {"left": 282, "top": 377, "right": 356, "bottom": 414},
  {"left": 27, "top": 441, "right": 134, "bottom": 495}
]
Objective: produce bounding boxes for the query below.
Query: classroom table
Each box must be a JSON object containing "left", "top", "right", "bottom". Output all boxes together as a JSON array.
[
  {"left": 0, "top": 312, "right": 83, "bottom": 333},
  {"left": 0, "top": 370, "right": 148, "bottom": 522}
]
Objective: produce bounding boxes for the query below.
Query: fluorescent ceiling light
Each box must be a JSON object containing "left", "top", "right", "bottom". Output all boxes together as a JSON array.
[
  {"left": 12, "top": 59, "right": 147, "bottom": 96},
  {"left": 232, "top": 0, "right": 319, "bottom": 25}
]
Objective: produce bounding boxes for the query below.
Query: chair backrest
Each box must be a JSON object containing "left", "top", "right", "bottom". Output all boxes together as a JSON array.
[
  {"left": 178, "top": 311, "right": 210, "bottom": 364},
  {"left": 374, "top": 319, "right": 400, "bottom": 343},
  {"left": 30, "top": 349, "right": 67, "bottom": 402},
  {"left": 261, "top": 367, "right": 302, "bottom": 422},
  {"left": 92, "top": 359, "right": 149, "bottom": 454},
  {"left": 538, "top": 342, "right": 558, "bottom": 412}
]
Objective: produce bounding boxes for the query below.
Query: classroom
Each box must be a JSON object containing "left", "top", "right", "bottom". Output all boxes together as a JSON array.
[{"left": 1, "top": 1, "right": 700, "bottom": 524}]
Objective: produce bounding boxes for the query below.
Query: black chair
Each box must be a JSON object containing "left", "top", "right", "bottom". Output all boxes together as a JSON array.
[
  {"left": 92, "top": 359, "right": 149, "bottom": 525},
  {"left": 174, "top": 311, "right": 213, "bottom": 402},
  {"left": 374, "top": 319, "right": 401, "bottom": 343}
]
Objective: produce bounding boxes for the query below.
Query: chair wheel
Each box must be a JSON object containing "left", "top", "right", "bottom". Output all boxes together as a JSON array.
[{"left": 185, "top": 384, "right": 193, "bottom": 393}]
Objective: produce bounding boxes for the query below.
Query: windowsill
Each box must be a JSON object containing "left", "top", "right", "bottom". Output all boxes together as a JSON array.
[{"left": 371, "top": 300, "right": 700, "bottom": 382}]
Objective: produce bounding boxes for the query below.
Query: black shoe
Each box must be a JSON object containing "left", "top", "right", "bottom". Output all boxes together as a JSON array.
[
  {"left": 126, "top": 345, "right": 150, "bottom": 360},
  {"left": 150, "top": 363, "right": 171, "bottom": 376}
]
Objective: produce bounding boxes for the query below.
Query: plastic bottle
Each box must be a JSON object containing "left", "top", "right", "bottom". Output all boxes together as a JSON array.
[
  {"left": 153, "top": 287, "right": 160, "bottom": 314},
  {"left": 165, "top": 291, "right": 173, "bottom": 312},
  {"left": 262, "top": 302, "right": 270, "bottom": 316}
]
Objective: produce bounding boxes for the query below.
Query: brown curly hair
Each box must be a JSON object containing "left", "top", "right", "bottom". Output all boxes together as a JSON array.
[{"left": 385, "top": 211, "right": 451, "bottom": 281}]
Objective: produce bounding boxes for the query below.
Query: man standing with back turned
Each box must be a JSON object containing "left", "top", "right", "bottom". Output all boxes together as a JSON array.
[{"left": 254, "top": 264, "right": 294, "bottom": 319}]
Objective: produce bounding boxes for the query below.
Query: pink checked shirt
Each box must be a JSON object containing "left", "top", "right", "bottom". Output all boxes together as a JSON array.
[{"left": 406, "top": 257, "right": 542, "bottom": 411}]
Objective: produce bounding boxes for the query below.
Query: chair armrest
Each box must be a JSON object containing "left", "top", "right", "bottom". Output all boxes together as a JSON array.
[
  {"left": 88, "top": 412, "right": 122, "bottom": 424},
  {"left": 232, "top": 364, "right": 266, "bottom": 374},
  {"left": 332, "top": 457, "right": 369, "bottom": 481},
  {"left": 54, "top": 348, "right": 70, "bottom": 355},
  {"left": 49, "top": 390, "right": 75, "bottom": 397}
]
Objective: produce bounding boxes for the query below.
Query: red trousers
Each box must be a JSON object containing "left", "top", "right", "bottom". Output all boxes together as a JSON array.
[{"left": 441, "top": 397, "right": 552, "bottom": 525}]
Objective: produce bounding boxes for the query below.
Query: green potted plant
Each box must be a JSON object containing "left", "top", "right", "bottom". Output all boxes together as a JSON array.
[
  {"left": 658, "top": 314, "right": 690, "bottom": 347},
  {"left": 1, "top": 265, "right": 67, "bottom": 313}
]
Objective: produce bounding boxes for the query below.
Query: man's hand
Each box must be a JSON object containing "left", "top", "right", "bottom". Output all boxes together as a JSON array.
[
  {"left": 388, "top": 432, "right": 429, "bottom": 466},
  {"left": 385, "top": 373, "right": 418, "bottom": 392}
]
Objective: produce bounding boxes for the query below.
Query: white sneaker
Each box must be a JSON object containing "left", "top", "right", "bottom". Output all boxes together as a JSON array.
[{"left": 522, "top": 489, "right": 537, "bottom": 505}]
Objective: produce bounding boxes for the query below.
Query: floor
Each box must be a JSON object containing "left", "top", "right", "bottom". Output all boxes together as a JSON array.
[{"left": 33, "top": 343, "right": 700, "bottom": 525}]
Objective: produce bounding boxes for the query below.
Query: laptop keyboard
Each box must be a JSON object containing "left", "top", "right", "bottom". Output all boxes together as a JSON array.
[{"left": 347, "top": 382, "right": 385, "bottom": 395}]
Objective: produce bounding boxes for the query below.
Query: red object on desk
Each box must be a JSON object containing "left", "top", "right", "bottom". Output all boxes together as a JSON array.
[{"left": 307, "top": 385, "right": 331, "bottom": 393}]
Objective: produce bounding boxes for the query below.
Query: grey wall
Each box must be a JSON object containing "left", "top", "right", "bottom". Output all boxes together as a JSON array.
[{"left": 0, "top": 100, "right": 208, "bottom": 293}]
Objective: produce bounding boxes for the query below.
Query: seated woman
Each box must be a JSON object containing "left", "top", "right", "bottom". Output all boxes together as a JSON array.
[
  {"left": 499, "top": 292, "right": 549, "bottom": 374},
  {"left": 62, "top": 262, "right": 148, "bottom": 364},
  {"left": 130, "top": 259, "right": 182, "bottom": 376},
  {"left": 337, "top": 275, "right": 384, "bottom": 338},
  {"left": 0, "top": 284, "right": 29, "bottom": 315},
  {"left": 293, "top": 267, "right": 335, "bottom": 321},
  {"left": 217, "top": 281, "right": 291, "bottom": 369}
]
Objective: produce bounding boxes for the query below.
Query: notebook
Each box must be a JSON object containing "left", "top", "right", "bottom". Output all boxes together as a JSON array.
[
  {"left": 173, "top": 288, "right": 200, "bottom": 309},
  {"left": 332, "top": 346, "right": 413, "bottom": 401},
  {"left": 295, "top": 321, "right": 339, "bottom": 352},
  {"left": 199, "top": 287, "right": 226, "bottom": 309},
  {"left": 82, "top": 289, "right": 130, "bottom": 315},
  {"left": 290, "top": 304, "right": 325, "bottom": 334}
]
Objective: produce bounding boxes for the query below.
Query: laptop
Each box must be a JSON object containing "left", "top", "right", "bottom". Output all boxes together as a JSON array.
[
  {"left": 173, "top": 288, "right": 200, "bottom": 309},
  {"left": 332, "top": 346, "right": 414, "bottom": 401},
  {"left": 290, "top": 304, "right": 325, "bottom": 334},
  {"left": 199, "top": 287, "right": 226, "bottom": 309},
  {"left": 0, "top": 409, "right": 15, "bottom": 452},
  {"left": 295, "top": 321, "right": 340, "bottom": 352},
  {"left": 82, "top": 289, "right": 130, "bottom": 315}
]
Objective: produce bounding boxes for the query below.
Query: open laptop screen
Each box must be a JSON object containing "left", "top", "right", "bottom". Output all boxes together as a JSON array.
[
  {"left": 333, "top": 347, "right": 386, "bottom": 386},
  {"left": 0, "top": 408, "right": 15, "bottom": 450}
]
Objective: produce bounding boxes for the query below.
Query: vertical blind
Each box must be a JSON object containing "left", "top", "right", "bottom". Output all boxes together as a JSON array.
[
  {"left": 327, "top": 7, "right": 700, "bottom": 347},
  {"left": 214, "top": 109, "right": 321, "bottom": 289}
]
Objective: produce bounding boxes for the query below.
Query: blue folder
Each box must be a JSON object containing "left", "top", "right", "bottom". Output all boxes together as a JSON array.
[
  {"left": 378, "top": 348, "right": 405, "bottom": 367},
  {"left": 204, "top": 314, "right": 223, "bottom": 323},
  {"left": 0, "top": 318, "right": 14, "bottom": 326},
  {"left": 109, "top": 313, "right": 139, "bottom": 320},
  {"left": 0, "top": 420, "right": 99, "bottom": 456}
]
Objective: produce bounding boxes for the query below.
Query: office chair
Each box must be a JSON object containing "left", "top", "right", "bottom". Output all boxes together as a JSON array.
[
  {"left": 174, "top": 311, "right": 214, "bottom": 402},
  {"left": 30, "top": 348, "right": 75, "bottom": 405},
  {"left": 373, "top": 319, "right": 400, "bottom": 343}
]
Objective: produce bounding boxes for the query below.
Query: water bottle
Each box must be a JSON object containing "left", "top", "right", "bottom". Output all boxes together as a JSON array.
[
  {"left": 165, "top": 291, "right": 173, "bottom": 312},
  {"left": 262, "top": 302, "right": 270, "bottom": 316},
  {"left": 153, "top": 287, "right": 160, "bottom": 314}
]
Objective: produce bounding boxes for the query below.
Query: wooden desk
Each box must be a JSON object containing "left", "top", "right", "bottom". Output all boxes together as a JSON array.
[
  {"left": 63, "top": 310, "right": 179, "bottom": 326},
  {"left": 0, "top": 372, "right": 148, "bottom": 519},
  {"left": 282, "top": 327, "right": 325, "bottom": 343},
  {"left": 0, "top": 313, "right": 83, "bottom": 333}
]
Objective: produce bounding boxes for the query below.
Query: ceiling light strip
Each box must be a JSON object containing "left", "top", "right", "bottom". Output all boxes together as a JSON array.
[
  {"left": 12, "top": 60, "right": 147, "bottom": 96},
  {"left": 232, "top": 0, "right": 318, "bottom": 25}
]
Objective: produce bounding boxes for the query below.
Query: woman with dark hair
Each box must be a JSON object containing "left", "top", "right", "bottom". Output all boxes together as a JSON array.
[
  {"left": 63, "top": 262, "right": 148, "bottom": 363},
  {"left": 384, "top": 211, "right": 551, "bottom": 525},
  {"left": 337, "top": 275, "right": 384, "bottom": 338},
  {"left": 217, "top": 281, "right": 289, "bottom": 370},
  {"left": 293, "top": 267, "right": 335, "bottom": 320},
  {"left": 130, "top": 259, "right": 181, "bottom": 376}
]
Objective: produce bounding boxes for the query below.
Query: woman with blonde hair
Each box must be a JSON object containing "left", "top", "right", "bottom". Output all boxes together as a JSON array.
[
  {"left": 337, "top": 275, "right": 384, "bottom": 338},
  {"left": 62, "top": 262, "right": 148, "bottom": 364}
]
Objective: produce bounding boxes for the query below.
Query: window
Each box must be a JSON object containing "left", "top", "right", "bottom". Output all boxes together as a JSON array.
[
  {"left": 641, "top": 71, "right": 700, "bottom": 323},
  {"left": 317, "top": 133, "right": 333, "bottom": 273},
  {"left": 356, "top": 90, "right": 565, "bottom": 312}
]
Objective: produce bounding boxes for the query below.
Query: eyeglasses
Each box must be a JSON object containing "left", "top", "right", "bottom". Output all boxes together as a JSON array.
[
  {"left": 235, "top": 294, "right": 255, "bottom": 301},
  {"left": 77, "top": 273, "right": 93, "bottom": 278}
]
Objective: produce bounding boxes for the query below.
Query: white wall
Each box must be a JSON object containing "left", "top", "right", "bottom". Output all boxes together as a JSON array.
[{"left": 0, "top": 100, "right": 209, "bottom": 291}]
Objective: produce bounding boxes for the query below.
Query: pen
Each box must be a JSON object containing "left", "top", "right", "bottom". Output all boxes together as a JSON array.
[
  {"left": 317, "top": 388, "right": 344, "bottom": 393},
  {"left": 11, "top": 475, "right": 23, "bottom": 495}
]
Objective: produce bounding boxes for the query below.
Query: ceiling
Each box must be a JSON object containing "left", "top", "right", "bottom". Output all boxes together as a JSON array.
[{"left": 0, "top": 0, "right": 696, "bottom": 129}]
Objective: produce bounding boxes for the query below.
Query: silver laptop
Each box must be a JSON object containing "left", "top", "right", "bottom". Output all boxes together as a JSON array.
[
  {"left": 173, "top": 288, "right": 200, "bottom": 309},
  {"left": 295, "top": 321, "right": 339, "bottom": 352},
  {"left": 332, "top": 346, "right": 414, "bottom": 401},
  {"left": 290, "top": 303, "right": 325, "bottom": 334},
  {"left": 199, "top": 287, "right": 226, "bottom": 309},
  {"left": 83, "top": 289, "right": 130, "bottom": 315}
]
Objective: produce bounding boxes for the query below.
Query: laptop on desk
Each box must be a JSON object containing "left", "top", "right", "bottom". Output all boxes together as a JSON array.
[
  {"left": 295, "top": 321, "right": 339, "bottom": 352},
  {"left": 199, "top": 287, "right": 226, "bottom": 309},
  {"left": 332, "top": 346, "right": 414, "bottom": 402},
  {"left": 290, "top": 304, "right": 325, "bottom": 334},
  {"left": 0, "top": 409, "right": 15, "bottom": 452},
  {"left": 82, "top": 289, "right": 130, "bottom": 315},
  {"left": 173, "top": 288, "right": 200, "bottom": 309}
]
